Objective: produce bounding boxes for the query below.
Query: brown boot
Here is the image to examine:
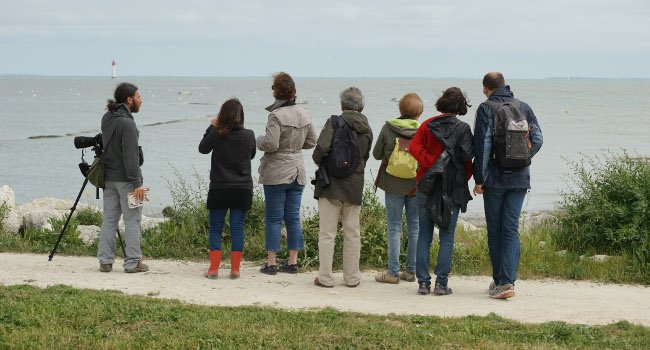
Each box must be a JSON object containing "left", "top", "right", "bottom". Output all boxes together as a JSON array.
[
  {"left": 204, "top": 250, "right": 222, "bottom": 279},
  {"left": 230, "top": 251, "right": 243, "bottom": 279}
]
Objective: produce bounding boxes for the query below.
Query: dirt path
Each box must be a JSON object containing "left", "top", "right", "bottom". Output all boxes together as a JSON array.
[{"left": 1, "top": 253, "right": 649, "bottom": 327}]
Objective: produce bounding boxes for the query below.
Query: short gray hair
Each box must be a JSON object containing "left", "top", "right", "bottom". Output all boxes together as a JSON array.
[{"left": 340, "top": 87, "right": 364, "bottom": 112}]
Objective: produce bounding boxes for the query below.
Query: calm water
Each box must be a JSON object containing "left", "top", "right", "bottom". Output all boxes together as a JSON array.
[{"left": 1, "top": 76, "right": 649, "bottom": 217}]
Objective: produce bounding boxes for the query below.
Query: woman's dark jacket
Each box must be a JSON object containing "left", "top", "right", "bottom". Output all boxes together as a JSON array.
[
  {"left": 199, "top": 124, "right": 256, "bottom": 210},
  {"left": 410, "top": 115, "right": 474, "bottom": 212}
]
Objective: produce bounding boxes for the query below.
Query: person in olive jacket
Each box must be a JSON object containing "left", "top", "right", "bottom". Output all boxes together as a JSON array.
[
  {"left": 372, "top": 93, "right": 423, "bottom": 285},
  {"left": 312, "top": 87, "right": 373, "bottom": 288},
  {"left": 199, "top": 98, "right": 256, "bottom": 280}
]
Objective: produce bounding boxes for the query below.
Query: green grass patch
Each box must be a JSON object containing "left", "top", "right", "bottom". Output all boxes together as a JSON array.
[{"left": 0, "top": 284, "right": 648, "bottom": 349}]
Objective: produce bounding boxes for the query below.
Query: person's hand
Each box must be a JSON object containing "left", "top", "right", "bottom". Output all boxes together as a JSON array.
[
  {"left": 132, "top": 187, "right": 146, "bottom": 202},
  {"left": 210, "top": 117, "right": 218, "bottom": 127},
  {"left": 473, "top": 184, "right": 484, "bottom": 196}
]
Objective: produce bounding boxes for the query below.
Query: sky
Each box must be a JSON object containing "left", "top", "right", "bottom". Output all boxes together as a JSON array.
[{"left": 1, "top": 0, "right": 649, "bottom": 78}]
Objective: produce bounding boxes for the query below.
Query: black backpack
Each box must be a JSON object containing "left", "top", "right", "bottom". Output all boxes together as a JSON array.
[
  {"left": 326, "top": 115, "right": 360, "bottom": 179},
  {"left": 486, "top": 99, "right": 531, "bottom": 169}
]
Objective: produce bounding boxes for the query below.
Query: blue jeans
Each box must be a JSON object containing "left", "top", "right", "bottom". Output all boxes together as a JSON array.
[
  {"left": 263, "top": 182, "right": 305, "bottom": 251},
  {"left": 209, "top": 209, "right": 246, "bottom": 251},
  {"left": 483, "top": 188, "right": 527, "bottom": 286},
  {"left": 416, "top": 191, "right": 460, "bottom": 286},
  {"left": 385, "top": 192, "right": 419, "bottom": 275}
]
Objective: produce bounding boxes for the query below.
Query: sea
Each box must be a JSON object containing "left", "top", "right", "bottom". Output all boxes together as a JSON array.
[{"left": 1, "top": 76, "right": 649, "bottom": 218}]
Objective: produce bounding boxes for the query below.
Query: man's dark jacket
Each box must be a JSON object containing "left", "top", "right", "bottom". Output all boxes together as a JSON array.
[{"left": 101, "top": 104, "right": 143, "bottom": 189}]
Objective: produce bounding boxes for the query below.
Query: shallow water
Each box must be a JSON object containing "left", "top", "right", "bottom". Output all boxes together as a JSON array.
[{"left": 2, "top": 76, "right": 649, "bottom": 217}]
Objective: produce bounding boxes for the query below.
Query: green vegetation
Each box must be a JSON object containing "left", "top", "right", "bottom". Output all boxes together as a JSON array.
[
  {"left": 1, "top": 284, "right": 648, "bottom": 349},
  {"left": 555, "top": 152, "right": 650, "bottom": 282},
  {"left": 1, "top": 159, "right": 649, "bottom": 284}
]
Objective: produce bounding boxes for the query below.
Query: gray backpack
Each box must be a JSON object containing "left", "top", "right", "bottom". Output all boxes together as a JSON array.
[{"left": 486, "top": 99, "right": 531, "bottom": 169}]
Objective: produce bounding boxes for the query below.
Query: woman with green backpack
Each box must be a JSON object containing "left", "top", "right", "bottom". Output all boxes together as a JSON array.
[{"left": 372, "top": 93, "right": 423, "bottom": 284}]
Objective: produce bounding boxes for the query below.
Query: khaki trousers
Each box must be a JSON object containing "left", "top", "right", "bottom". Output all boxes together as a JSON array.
[{"left": 317, "top": 197, "right": 362, "bottom": 287}]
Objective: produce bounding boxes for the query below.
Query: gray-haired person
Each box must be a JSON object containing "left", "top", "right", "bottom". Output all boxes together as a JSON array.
[
  {"left": 312, "top": 87, "right": 373, "bottom": 288},
  {"left": 97, "top": 82, "right": 149, "bottom": 273}
]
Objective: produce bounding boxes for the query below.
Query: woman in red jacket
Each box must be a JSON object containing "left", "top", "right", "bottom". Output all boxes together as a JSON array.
[{"left": 409, "top": 87, "right": 474, "bottom": 295}]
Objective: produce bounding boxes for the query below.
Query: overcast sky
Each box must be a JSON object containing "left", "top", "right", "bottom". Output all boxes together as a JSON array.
[{"left": 1, "top": 0, "right": 648, "bottom": 78}]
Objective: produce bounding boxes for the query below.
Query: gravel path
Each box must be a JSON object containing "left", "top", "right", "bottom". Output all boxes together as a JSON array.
[{"left": 1, "top": 253, "right": 649, "bottom": 326}]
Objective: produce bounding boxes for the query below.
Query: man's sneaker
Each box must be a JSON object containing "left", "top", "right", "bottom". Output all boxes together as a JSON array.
[
  {"left": 125, "top": 261, "right": 149, "bottom": 273},
  {"left": 278, "top": 262, "right": 299, "bottom": 274},
  {"left": 489, "top": 283, "right": 515, "bottom": 299},
  {"left": 375, "top": 272, "right": 399, "bottom": 284},
  {"left": 260, "top": 263, "right": 277, "bottom": 275},
  {"left": 433, "top": 282, "right": 453, "bottom": 296},
  {"left": 417, "top": 282, "right": 431, "bottom": 295},
  {"left": 400, "top": 271, "right": 416, "bottom": 282},
  {"left": 99, "top": 263, "right": 112, "bottom": 273}
]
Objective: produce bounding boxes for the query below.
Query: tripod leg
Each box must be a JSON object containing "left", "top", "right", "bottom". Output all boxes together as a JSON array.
[
  {"left": 116, "top": 229, "right": 126, "bottom": 257},
  {"left": 48, "top": 178, "right": 90, "bottom": 261}
]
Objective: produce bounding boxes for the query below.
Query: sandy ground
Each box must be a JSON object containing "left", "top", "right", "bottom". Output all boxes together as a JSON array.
[{"left": 1, "top": 252, "right": 649, "bottom": 327}]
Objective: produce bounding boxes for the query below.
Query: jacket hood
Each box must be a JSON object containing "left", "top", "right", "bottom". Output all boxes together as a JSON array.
[
  {"left": 386, "top": 118, "right": 419, "bottom": 138},
  {"left": 102, "top": 104, "right": 133, "bottom": 129},
  {"left": 427, "top": 115, "right": 463, "bottom": 149},
  {"left": 489, "top": 85, "right": 515, "bottom": 100},
  {"left": 340, "top": 110, "right": 372, "bottom": 134}
]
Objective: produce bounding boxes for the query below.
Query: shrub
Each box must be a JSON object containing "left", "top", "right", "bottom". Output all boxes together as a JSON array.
[
  {"left": 555, "top": 151, "right": 650, "bottom": 274},
  {"left": 75, "top": 207, "right": 102, "bottom": 226}
]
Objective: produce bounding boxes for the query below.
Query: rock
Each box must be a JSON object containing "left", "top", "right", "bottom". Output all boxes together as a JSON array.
[
  {"left": 591, "top": 254, "right": 612, "bottom": 262},
  {"left": 0, "top": 185, "right": 16, "bottom": 208},
  {"left": 2, "top": 207, "right": 23, "bottom": 235},
  {"left": 77, "top": 225, "right": 100, "bottom": 245},
  {"left": 520, "top": 211, "right": 556, "bottom": 232},
  {"left": 579, "top": 254, "right": 613, "bottom": 262},
  {"left": 457, "top": 219, "right": 480, "bottom": 232},
  {"left": 18, "top": 197, "right": 99, "bottom": 231},
  {"left": 118, "top": 215, "right": 167, "bottom": 232}
]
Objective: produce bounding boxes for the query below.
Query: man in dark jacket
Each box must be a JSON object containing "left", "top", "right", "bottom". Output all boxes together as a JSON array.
[
  {"left": 97, "top": 82, "right": 149, "bottom": 274},
  {"left": 473, "top": 72, "right": 543, "bottom": 299},
  {"left": 312, "top": 87, "right": 373, "bottom": 288}
]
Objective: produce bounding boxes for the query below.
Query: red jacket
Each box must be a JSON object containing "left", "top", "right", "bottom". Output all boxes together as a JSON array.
[{"left": 409, "top": 114, "right": 473, "bottom": 183}]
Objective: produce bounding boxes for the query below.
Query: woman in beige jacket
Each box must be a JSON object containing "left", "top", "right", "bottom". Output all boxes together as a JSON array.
[{"left": 257, "top": 72, "right": 317, "bottom": 275}]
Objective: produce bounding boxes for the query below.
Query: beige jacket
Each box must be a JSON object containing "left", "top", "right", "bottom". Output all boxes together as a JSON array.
[{"left": 257, "top": 104, "right": 317, "bottom": 185}]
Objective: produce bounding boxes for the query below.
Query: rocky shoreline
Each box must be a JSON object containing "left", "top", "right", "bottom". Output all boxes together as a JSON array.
[{"left": 0, "top": 185, "right": 166, "bottom": 244}]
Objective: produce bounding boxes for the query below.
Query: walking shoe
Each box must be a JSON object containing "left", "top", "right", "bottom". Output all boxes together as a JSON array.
[
  {"left": 314, "top": 277, "right": 333, "bottom": 288},
  {"left": 99, "top": 263, "right": 112, "bottom": 273},
  {"left": 488, "top": 281, "right": 496, "bottom": 292},
  {"left": 125, "top": 261, "right": 149, "bottom": 273},
  {"left": 260, "top": 263, "right": 277, "bottom": 275},
  {"left": 417, "top": 281, "right": 431, "bottom": 295},
  {"left": 400, "top": 271, "right": 416, "bottom": 282},
  {"left": 375, "top": 272, "right": 399, "bottom": 284},
  {"left": 278, "top": 262, "right": 299, "bottom": 274},
  {"left": 433, "top": 282, "right": 453, "bottom": 296},
  {"left": 489, "top": 284, "right": 515, "bottom": 299}
]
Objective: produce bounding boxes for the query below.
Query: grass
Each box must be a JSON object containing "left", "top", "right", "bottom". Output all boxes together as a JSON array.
[{"left": 0, "top": 284, "right": 648, "bottom": 349}]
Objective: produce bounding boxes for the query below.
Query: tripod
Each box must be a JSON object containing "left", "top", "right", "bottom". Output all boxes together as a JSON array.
[{"left": 48, "top": 172, "right": 125, "bottom": 261}]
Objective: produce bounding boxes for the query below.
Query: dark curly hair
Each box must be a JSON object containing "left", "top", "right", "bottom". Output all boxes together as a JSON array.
[
  {"left": 215, "top": 98, "right": 244, "bottom": 136},
  {"left": 272, "top": 72, "right": 296, "bottom": 100},
  {"left": 435, "top": 87, "right": 471, "bottom": 116},
  {"left": 106, "top": 82, "right": 138, "bottom": 112}
]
